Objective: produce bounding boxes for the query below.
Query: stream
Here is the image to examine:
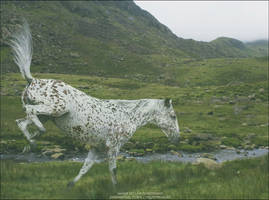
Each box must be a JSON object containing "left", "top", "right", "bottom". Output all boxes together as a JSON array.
[{"left": 1, "top": 148, "right": 268, "bottom": 164}]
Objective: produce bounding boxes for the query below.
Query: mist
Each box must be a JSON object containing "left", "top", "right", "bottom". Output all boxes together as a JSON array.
[{"left": 135, "top": 1, "right": 268, "bottom": 42}]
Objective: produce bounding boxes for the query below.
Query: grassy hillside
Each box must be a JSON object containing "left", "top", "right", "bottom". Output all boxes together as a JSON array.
[
  {"left": 246, "top": 40, "right": 268, "bottom": 57},
  {"left": 1, "top": 56, "right": 268, "bottom": 155},
  {"left": 1, "top": 1, "right": 267, "bottom": 81}
]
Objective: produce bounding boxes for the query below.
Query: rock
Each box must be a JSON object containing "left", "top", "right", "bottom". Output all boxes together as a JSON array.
[
  {"left": 70, "top": 52, "right": 80, "bottom": 58},
  {"left": 226, "top": 146, "right": 236, "bottom": 150},
  {"left": 243, "top": 145, "right": 253, "bottom": 150},
  {"left": 170, "top": 150, "right": 182, "bottom": 157},
  {"left": 0, "top": 140, "right": 7, "bottom": 144},
  {"left": 193, "top": 158, "right": 221, "bottom": 170},
  {"left": 116, "top": 155, "right": 126, "bottom": 161},
  {"left": 220, "top": 145, "right": 227, "bottom": 149},
  {"left": 242, "top": 123, "right": 247, "bottom": 126},
  {"left": 53, "top": 147, "right": 66, "bottom": 153},
  {"left": 259, "top": 88, "right": 264, "bottom": 93},
  {"left": 184, "top": 127, "right": 192, "bottom": 133},
  {"left": 51, "top": 153, "right": 64, "bottom": 159},
  {"left": 201, "top": 153, "right": 216, "bottom": 160},
  {"left": 236, "top": 150, "right": 241, "bottom": 154},
  {"left": 126, "top": 157, "right": 136, "bottom": 162},
  {"left": 145, "top": 148, "right": 153, "bottom": 153},
  {"left": 248, "top": 93, "right": 256, "bottom": 100},
  {"left": 42, "top": 146, "right": 66, "bottom": 156}
]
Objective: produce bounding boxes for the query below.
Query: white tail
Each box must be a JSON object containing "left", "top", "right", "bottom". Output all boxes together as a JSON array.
[{"left": 9, "top": 21, "right": 33, "bottom": 83}]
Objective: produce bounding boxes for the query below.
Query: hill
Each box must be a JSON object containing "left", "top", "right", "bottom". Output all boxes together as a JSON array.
[
  {"left": 245, "top": 39, "right": 268, "bottom": 57},
  {"left": 1, "top": 1, "right": 268, "bottom": 81}
]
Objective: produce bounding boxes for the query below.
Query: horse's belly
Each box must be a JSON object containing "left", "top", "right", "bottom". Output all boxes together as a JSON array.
[{"left": 53, "top": 112, "right": 106, "bottom": 144}]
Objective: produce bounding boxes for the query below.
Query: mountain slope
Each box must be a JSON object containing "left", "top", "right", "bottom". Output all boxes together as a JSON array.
[
  {"left": 245, "top": 40, "right": 268, "bottom": 57},
  {"left": 1, "top": 1, "right": 267, "bottom": 80}
]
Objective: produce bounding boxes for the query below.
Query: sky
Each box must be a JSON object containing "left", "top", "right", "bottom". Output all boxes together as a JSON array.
[{"left": 134, "top": 1, "right": 268, "bottom": 42}]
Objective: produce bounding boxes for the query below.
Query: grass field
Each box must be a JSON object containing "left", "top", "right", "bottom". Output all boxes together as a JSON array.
[
  {"left": 1, "top": 58, "right": 268, "bottom": 155},
  {"left": 1, "top": 155, "right": 268, "bottom": 199},
  {"left": 1, "top": 56, "right": 268, "bottom": 199}
]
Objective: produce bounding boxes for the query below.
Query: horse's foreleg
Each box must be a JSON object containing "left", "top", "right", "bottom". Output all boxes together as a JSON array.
[
  {"left": 108, "top": 147, "right": 119, "bottom": 185},
  {"left": 68, "top": 149, "right": 97, "bottom": 188}
]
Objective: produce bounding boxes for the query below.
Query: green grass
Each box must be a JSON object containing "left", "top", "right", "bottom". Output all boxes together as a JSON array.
[{"left": 1, "top": 155, "right": 268, "bottom": 199}]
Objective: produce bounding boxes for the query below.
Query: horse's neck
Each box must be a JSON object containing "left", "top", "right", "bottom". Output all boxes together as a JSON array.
[{"left": 131, "top": 99, "right": 157, "bottom": 129}]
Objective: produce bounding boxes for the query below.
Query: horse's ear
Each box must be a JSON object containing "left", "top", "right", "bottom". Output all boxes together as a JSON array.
[{"left": 164, "top": 98, "right": 172, "bottom": 108}]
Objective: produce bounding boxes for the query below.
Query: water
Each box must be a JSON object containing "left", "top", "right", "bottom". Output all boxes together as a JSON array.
[
  {"left": 1, "top": 148, "right": 268, "bottom": 164},
  {"left": 132, "top": 148, "right": 268, "bottom": 163}
]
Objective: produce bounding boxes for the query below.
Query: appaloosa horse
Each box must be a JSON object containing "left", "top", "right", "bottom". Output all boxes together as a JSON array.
[{"left": 9, "top": 21, "right": 180, "bottom": 187}]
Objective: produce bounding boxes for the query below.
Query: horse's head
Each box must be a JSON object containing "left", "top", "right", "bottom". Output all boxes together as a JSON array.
[{"left": 153, "top": 99, "right": 180, "bottom": 143}]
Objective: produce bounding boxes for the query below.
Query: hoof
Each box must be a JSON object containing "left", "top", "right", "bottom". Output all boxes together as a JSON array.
[
  {"left": 30, "top": 141, "right": 37, "bottom": 149},
  {"left": 67, "top": 181, "right": 75, "bottom": 188},
  {"left": 22, "top": 145, "right": 31, "bottom": 153}
]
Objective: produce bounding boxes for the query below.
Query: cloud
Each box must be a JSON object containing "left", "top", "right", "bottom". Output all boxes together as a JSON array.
[{"left": 134, "top": 1, "right": 268, "bottom": 42}]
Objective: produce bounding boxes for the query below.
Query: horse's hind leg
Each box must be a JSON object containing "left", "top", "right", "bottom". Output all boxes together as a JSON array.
[{"left": 68, "top": 150, "right": 97, "bottom": 187}]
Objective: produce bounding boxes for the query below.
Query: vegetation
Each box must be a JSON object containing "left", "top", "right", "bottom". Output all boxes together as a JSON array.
[
  {"left": 1, "top": 1, "right": 268, "bottom": 81},
  {"left": 0, "top": 1, "right": 268, "bottom": 199},
  {"left": 1, "top": 156, "right": 268, "bottom": 199},
  {"left": 1, "top": 56, "right": 268, "bottom": 155}
]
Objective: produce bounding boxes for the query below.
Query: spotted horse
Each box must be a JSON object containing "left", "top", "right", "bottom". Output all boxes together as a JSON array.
[{"left": 8, "top": 22, "right": 180, "bottom": 187}]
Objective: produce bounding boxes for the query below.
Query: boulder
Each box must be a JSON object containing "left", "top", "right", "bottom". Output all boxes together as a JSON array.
[
  {"left": 259, "top": 88, "right": 264, "bottom": 93},
  {"left": 170, "top": 150, "right": 182, "bottom": 157},
  {"left": 70, "top": 52, "right": 80, "bottom": 58},
  {"left": 126, "top": 157, "right": 136, "bottom": 162},
  {"left": 183, "top": 127, "right": 192, "bottom": 133},
  {"left": 194, "top": 158, "right": 221, "bottom": 170},
  {"left": 220, "top": 145, "right": 227, "bottom": 149},
  {"left": 145, "top": 148, "right": 153, "bottom": 153},
  {"left": 226, "top": 146, "right": 236, "bottom": 150},
  {"left": 200, "top": 153, "right": 216, "bottom": 160},
  {"left": 116, "top": 155, "right": 126, "bottom": 161},
  {"left": 51, "top": 153, "right": 64, "bottom": 159},
  {"left": 42, "top": 146, "right": 66, "bottom": 156}
]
